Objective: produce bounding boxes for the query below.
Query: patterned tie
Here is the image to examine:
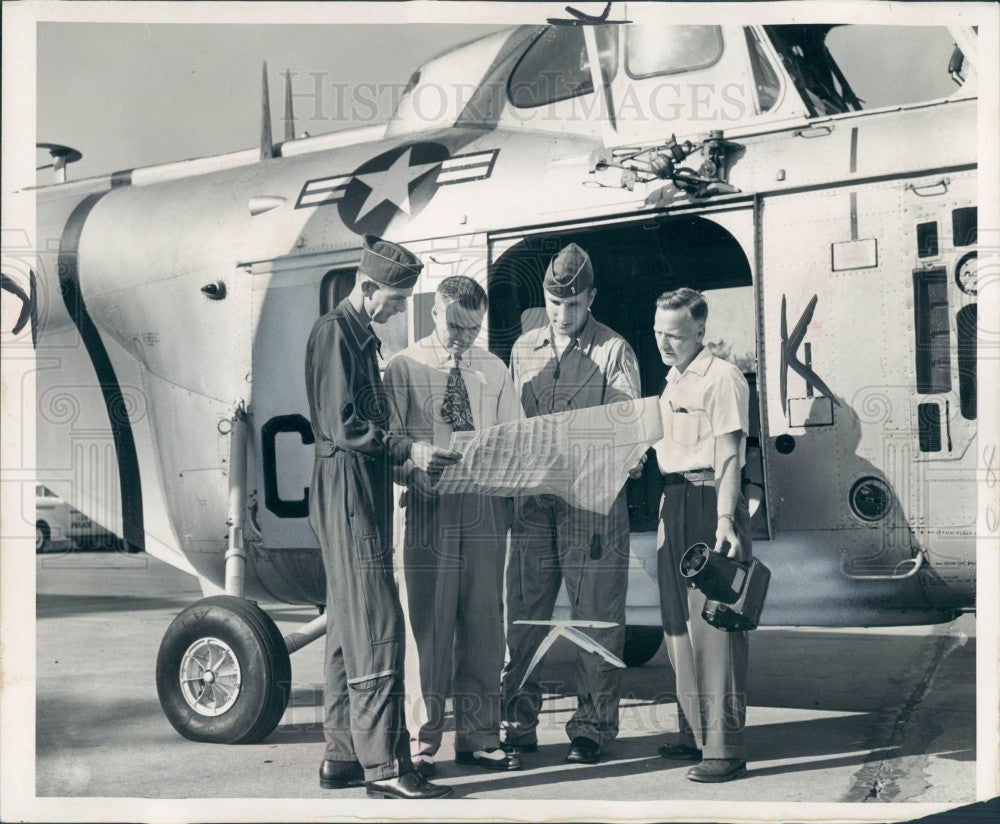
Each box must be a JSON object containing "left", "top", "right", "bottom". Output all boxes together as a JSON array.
[{"left": 441, "top": 354, "right": 475, "bottom": 431}]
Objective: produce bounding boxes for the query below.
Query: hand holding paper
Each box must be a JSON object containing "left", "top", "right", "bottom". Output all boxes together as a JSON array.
[{"left": 433, "top": 397, "right": 663, "bottom": 515}]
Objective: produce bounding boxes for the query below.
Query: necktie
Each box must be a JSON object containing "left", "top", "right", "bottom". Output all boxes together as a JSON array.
[{"left": 441, "top": 354, "right": 475, "bottom": 431}]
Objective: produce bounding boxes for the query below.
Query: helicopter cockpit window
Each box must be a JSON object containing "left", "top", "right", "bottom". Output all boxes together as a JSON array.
[
  {"left": 508, "top": 26, "right": 618, "bottom": 108},
  {"left": 745, "top": 28, "right": 780, "bottom": 112},
  {"left": 766, "top": 25, "right": 960, "bottom": 117},
  {"left": 625, "top": 25, "right": 723, "bottom": 79}
]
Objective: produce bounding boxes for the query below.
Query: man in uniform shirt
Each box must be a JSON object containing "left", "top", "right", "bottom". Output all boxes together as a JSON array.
[
  {"left": 499, "top": 243, "right": 642, "bottom": 765},
  {"left": 651, "top": 287, "right": 752, "bottom": 783},
  {"left": 305, "top": 234, "right": 460, "bottom": 800},
  {"left": 384, "top": 276, "right": 523, "bottom": 775}
]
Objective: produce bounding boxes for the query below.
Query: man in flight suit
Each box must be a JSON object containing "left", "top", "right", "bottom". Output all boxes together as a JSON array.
[
  {"left": 384, "top": 276, "right": 523, "bottom": 775},
  {"left": 651, "top": 287, "right": 752, "bottom": 783},
  {"left": 499, "top": 243, "right": 642, "bottom": 765},
  {"left": 305, "top": 234, "right": 460, "bottom": 800}
]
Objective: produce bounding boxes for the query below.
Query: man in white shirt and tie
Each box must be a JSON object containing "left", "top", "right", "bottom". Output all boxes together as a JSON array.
[
  {"left": 651, "top": 287, "right": 752, "bottom": 783},
  {"left": 384, "top": 276, "right": 523, "bottom": 775}
]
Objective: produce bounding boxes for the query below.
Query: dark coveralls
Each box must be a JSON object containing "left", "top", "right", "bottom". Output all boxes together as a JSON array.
[
  {"left": 305, "top": 298, "right": 414, "bottom": 782},
  {"left": 500, "top": 316, "right": 641, "bottom": 749}
]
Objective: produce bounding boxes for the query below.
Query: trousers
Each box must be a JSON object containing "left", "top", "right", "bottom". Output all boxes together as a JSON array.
[
  {"left": 500, "top": 493, "right": 629, "bottom": 748},
  {"left": 404, "top": 492, "right": 508, "bottom": 755},
  {"left": 657, "top": 477, "right": 751, "bottom": 760},
  {"left": 310, "top": 451, "right": 412, "bottom": 782}
]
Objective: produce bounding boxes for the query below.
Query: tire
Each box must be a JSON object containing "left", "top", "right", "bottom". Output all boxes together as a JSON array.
[
  {"left": 623, "top": 625, "right": 663, "bottom": 667},
  {"left": 36, "top": 521, "right": 51, "bottom": 553},
  {"left": 156, "top": 596, "right": 291, "bottom": 744}
]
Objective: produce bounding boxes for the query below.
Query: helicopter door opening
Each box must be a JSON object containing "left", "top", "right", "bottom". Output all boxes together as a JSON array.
[
  {"left": 487, "top": 215, "right": 768, "bottom": 551},
  {"left": 248, "top": 253, "right": 409, "bottom": 557}
]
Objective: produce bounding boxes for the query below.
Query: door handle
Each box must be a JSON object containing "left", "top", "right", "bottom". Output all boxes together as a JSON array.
[
  {"left": 906, "top": 178, "right": 950, "bottom": 197},
  {"left": 793, "top": 124, "right": 834, "bottom": 138}
]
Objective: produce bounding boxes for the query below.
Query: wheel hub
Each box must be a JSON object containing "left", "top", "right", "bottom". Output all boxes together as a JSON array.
[{"left": 178, "top": 637, "right": 242, "bottom": 716}]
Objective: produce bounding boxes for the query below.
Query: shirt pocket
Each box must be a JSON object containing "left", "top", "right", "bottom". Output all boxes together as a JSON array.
[{"left": 670, "top": 408, "right": 707, "bottom": 447}]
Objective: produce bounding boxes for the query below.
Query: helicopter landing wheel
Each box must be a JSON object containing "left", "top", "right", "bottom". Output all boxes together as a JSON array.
[{"left": 156, "top": 596, "right": 291, "bottom": 744}]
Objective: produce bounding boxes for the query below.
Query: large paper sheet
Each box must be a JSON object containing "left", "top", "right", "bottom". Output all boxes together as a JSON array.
[{"left": 433, "top": 397, "right": 663, "bottom": 515}]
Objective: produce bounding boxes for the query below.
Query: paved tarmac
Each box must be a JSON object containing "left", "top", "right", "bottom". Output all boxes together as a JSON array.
[{"left": 34, "top": 551, "right": 975, "bottom": 805}]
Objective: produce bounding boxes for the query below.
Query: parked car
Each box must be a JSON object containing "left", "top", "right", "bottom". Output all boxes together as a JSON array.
[{"left": 35, "top": 485, "right": 126, "bottom": 552}]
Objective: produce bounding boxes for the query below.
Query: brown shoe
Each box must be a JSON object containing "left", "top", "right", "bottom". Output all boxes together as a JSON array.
[{"left": 686, "top": 758, "right": 747, "bottom": 782}]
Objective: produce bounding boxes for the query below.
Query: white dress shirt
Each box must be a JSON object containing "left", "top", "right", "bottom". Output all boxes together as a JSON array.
[
  {"left": 384, "top": 331, "right": 522, "bottom": 453},
  {"left": 653, "top": 346, "right": 750, "bottom": 474}
]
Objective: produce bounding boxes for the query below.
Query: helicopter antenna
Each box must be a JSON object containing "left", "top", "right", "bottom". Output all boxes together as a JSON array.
[
  {"left": 260, "top": 62, "right": 275, "bottom": 160},
  {"left": 283, "top": 70, "right": 296, "bottom": 142}
]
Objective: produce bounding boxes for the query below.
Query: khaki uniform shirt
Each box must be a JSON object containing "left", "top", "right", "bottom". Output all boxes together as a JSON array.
[
  {"left": 511, "top": 315, "right": 640, "bottom": 417},
  {"left": 654, "top": 347, "right": 749, "bottom": 474}
]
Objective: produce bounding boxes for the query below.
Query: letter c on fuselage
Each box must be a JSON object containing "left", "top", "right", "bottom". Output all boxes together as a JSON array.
[{"left": 261, "top": 414, "right": 314, "bottom": 518}]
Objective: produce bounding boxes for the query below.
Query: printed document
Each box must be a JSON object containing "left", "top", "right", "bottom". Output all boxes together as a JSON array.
[{"left": 433, "top": 397, "right": 663, "bottom": 515}]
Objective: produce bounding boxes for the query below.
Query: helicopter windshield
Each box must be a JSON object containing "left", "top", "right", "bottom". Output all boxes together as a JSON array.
[{"left": 507, "top": 26, "right": 618, "bottom": 108}]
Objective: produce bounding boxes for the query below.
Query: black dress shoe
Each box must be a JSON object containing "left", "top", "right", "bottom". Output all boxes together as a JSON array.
[
  {"left": 456, "top": 748, "right": 523, "bottom": 771},
  {"left": 686, "top": 758, "right": 747, "bottom": 783},
  {"left": 565, "top": 736, "right": 602, "bottom": 764},
  {"left": 319, "top": 759, "right": 364, "bottom": 789},
  {"left": 657, "top": 743, "right": 702, "bottom": 761},
  {"left": 500, "top": 738, "right": 538, "bottom": 754},
  {"left": 366, "top": 770, "right": 454, "bottom": 799},
  {"left": 412, "top": 757, "right": 436, "bottom": 778}
]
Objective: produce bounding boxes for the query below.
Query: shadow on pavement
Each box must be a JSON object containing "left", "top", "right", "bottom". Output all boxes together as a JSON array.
[{"left": 36, "top": 593, "right": 194, "bottom": 619}]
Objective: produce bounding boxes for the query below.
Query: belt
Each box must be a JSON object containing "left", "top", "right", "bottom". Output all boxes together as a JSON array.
[
  {"left": 314, "top": 440, "right": 337, "bottom": 458},
  {"left": 662, "top": 468, "right": 714, "bottom": 485},
  {"left": 313, "top": 440, "right": 375, "bottom": 461}
]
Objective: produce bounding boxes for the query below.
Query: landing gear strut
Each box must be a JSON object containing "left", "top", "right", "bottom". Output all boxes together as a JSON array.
[{"left": 155, "top": 404, "right": 293, "bottom": 744}]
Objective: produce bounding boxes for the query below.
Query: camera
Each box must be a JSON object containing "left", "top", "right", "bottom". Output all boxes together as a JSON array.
[{"left": 679, "top": 542, "right": 771, "bottom": 632}]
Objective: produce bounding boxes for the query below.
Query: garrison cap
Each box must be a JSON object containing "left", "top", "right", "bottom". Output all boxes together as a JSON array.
[
  {"left": 359, "top": 234, "right": 423, "bottom": 289},
  {"left": 543, "top": 243, "right": 594, "bottom": 297}
]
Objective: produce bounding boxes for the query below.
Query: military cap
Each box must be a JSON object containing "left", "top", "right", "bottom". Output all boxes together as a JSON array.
[
  {"left": 359, "top": 234, "right": 423, "bottom": 289},
  {"left": 543, "top": 243, "right": 594, "bottom": 297}
]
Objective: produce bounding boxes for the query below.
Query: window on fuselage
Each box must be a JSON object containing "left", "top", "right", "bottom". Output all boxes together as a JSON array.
[
  {"left": 824, "top": 26, "right": 961, "bottom": 109},
  {"left": 767, "top": 25, "right": 961, "bottom": 117},
  {"left": 508, "top": 25, "right": 618, "bottom": 108},
  {"left": 625, "top": 25, "right": 723, "bottom": 79}
]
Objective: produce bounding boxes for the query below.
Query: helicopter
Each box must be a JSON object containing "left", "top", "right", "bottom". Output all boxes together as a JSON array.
[{"left": 9, "top": 7, "right": 980, "bottom": 744}]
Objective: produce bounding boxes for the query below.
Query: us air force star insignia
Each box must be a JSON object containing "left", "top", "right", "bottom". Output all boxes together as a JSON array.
[
  {"left": 353, "top": 148, "right": 440, "bottom": 221},
  {"left": 295, "top": 142, "right": 500, "bottom": 234}
]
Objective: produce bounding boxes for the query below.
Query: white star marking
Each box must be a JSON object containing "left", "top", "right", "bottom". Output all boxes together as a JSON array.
[{"left": 353, "top": 148, "right": 441, "bottom": 222}]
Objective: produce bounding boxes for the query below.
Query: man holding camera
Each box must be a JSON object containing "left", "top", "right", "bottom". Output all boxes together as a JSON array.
[{"left": 652, "top": 287, "right": 752, "bottom": 783}]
